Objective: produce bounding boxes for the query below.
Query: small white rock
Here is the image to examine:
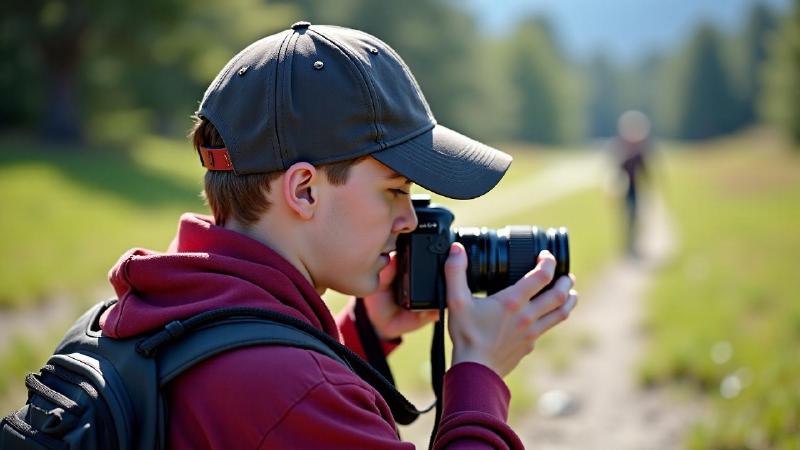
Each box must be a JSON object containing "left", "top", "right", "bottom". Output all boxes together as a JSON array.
[{"left": 537, "top": 389, "right": 579, "bottom": 417}]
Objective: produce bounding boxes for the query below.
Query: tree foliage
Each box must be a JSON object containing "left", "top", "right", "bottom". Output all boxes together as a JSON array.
[
  {"left": 585, "top": 54, "right": 621, "bottom": 138},
  {"left": 0, "top": 0, "right": 793, "bottom": 147},
  {"left": 1, "top": 0, "right": 189, "bottom": 141},
  {"left": 761, "top": 0, "right": 800, "bottom": 145},
  {"left": 736, "top": 3, "right": 778, "bottom": 125},
  {"left": 0, "top": 0, "right": 296, "bottom": 143},
  {"left": 674, "top": 23, "right": 741, "bottom": 140},
  {"left": 507, "top": 17, "right": 583, "bottom": 145}
]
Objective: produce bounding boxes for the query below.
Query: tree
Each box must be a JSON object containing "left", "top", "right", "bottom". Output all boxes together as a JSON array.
[
  {"left": 88, "top": 1, "right": 295, "bottom": 139},
  {"left": 1, "top": 0, "right": 189, "bottom": 142},
  {"left": 736, "top": 3, "right": 779, "bottom": 126},
  {"left": 507, "top": 17, "right": 582, "bottom": 145},
  {"left": 674, "top": 23, "right": 741, "bottom": 140},
  {"left": 620, "top": 52, "right": 663, "bottom": 133},
  {"left": 0, "top": 0, "right": 295, "bottom": 145},
  {"left": 761, "top": 0, "right": 800, "bottom": 145},
  {"left": 586, "top": 53, "right": 621, "bottom": 138}
]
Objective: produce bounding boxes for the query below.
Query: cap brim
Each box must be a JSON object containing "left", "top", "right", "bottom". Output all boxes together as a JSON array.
[{"left": 371, "top": 124, "right": 512, "bottom": 200}]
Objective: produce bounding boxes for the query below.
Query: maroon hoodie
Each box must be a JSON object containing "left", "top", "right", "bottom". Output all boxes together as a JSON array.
[{"left": 101, "top": 213, "right": 524, "bottom": 449}]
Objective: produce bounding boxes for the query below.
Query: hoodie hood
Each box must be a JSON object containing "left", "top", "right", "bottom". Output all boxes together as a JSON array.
[{"left": 101, "top": 213, "right": 339, "bottom": 340}]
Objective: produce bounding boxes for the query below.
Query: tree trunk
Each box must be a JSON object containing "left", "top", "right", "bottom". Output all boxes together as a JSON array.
[
  {"left": 42, "top": 64, "right": 82, "bottom": 143},
  {"left": 36, "top": 4, "right": 88, "bottom": 145}
]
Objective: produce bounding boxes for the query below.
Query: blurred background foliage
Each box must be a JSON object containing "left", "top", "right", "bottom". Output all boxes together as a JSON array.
[{"left": 2, "top": 0, "right": 799, "bottom": 146}]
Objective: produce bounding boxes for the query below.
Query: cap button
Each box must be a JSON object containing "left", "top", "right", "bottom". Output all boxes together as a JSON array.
[{"left": 291, "top": 21, "right": 311, "bottom": 30}]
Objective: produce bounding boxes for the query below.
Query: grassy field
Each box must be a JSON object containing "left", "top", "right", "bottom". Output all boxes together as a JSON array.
[
  {"left": 639, "top": 131, "right": 800, "bottom": 449},
  {"left": 0, "top": 135, "right": 207, "bottom": 307}
]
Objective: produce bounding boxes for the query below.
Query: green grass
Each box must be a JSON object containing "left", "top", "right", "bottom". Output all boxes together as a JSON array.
[
  {"left": 639, "top": 131, "right": 800, "bottom": 449},
  {"left": 0, "top": 135, "right": 206, "bottom": 307},
  {"left": 0, "top": 328, "right": 70, "bottom": 410}
]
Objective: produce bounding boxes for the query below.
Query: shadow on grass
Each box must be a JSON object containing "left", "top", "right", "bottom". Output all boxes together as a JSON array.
[{"left": 0, "top": 137, "right": 201, "bottom": 207}]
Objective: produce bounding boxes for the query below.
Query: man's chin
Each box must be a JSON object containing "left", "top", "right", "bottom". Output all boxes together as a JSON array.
[{"left": 329, "top": 278, "right": 380, "bottom": 299}]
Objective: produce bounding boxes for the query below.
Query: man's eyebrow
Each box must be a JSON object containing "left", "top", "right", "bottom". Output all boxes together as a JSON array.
[{"left": 386, "top": 174, "right": 412, "bottom": 184}]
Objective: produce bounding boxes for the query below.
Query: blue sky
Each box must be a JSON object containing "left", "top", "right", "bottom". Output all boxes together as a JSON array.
[{"left": 461, "top": 0, "right": 792, "bottom": 62}]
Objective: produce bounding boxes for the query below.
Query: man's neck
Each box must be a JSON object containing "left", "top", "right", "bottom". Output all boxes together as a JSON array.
[{"left": 223, "top": 219, "right": 322, "bottom": 294}]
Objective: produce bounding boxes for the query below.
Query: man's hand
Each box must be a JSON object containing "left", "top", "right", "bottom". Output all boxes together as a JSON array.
[
  {"left": 361, "top": 252, "right": 440, "bottom": 340},
  {"left": 445, "top": 243, "right": 578, "bottom": 378}
]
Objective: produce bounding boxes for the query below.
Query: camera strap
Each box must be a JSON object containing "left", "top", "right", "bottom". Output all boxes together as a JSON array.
[
  {"left": 354, "top": 297, "right": 444, "bottom": 449},
  {"left": 353, "top": 297, "right": 396, "bottom": 386},
  {"left": 428, "top": 276, "right": 447, "bottom": 449}
]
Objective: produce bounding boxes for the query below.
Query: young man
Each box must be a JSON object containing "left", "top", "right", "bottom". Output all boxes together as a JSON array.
[{"left": 100, "top": 22, "right": 577, "bottom": 448}]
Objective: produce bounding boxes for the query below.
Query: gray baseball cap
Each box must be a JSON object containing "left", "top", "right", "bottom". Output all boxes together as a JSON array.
[{"left": 197, "top": 21, "right": 512, "bottom": 200}]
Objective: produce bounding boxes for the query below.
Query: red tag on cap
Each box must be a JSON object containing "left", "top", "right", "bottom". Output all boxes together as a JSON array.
[{"left": 199, "top": 146, "right": 233, "bottom": 171}]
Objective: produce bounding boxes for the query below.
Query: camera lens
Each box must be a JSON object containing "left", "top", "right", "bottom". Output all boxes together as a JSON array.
[{"left": 455, "top": 226, "right": 569, "bottom": 294}]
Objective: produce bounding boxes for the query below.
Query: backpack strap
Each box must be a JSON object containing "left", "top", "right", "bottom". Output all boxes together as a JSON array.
[
  {"left": 154, "top": 317, "right": 351, "bottom": 386},
  {"left": 144, "top": 315, "right": 358, "bottom": 450},
  {"left": 136, "top": 307, "right": 431, "bottom": 427}
]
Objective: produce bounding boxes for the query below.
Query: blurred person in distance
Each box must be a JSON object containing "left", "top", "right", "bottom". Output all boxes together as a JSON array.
[{"left": 613, "top": 110, "right": 652, "bottom": 258}]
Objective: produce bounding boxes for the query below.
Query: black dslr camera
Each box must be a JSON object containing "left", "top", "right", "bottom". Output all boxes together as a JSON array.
[{"left": 394, "top": 195, "right": 570, "bottom": 310}]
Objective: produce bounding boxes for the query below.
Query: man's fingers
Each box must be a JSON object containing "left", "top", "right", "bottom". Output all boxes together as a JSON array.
[
  {"left": 525, "top": 291, "right": 578, "bottom": 340},
  {"left": 444, "top": 242, "right": 471, "bottom": 310},
  {"left": 418, "top": 309, "right": 441, "bottom": 324},
  {"left": 516, "top": 277, "right": 573, "bottom": 329},
  {"left": 424, "top": 310, "right": 442, "bottom": 322},
  {"left": 378, "top": 251, "right": 398, "bottom": 289},
  {"left": 499, "top": 250, "right": 556, "bottom": 307}
]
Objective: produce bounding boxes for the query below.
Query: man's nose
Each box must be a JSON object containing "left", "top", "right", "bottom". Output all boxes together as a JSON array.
[{"left": 394, "top": 199, "right": 418, "bottom": 234}]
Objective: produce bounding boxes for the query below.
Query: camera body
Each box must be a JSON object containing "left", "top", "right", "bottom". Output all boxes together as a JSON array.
[
  {"left": 394, "top": 196, "right": 456, "bottom": 310},
  {"left": 394, "top": 195, "right": 570, "bottom": 310}
]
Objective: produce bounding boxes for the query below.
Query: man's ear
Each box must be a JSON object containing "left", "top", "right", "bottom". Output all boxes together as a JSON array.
[{"left": 282, "top": 162, "right": 319, "bottom": 220}]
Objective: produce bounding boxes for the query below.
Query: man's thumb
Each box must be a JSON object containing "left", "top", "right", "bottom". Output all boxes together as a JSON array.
[{"left": 444, "top": 242, "right": 471, "bottom": 310}]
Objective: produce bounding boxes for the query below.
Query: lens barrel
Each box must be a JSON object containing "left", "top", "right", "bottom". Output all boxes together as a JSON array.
[{"left": 456, "top": 226, "right": 569, "bottom": 294}]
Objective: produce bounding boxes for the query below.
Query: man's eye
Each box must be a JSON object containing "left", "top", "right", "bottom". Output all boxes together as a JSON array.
[{"left": 390, "top": 188, "right": 410, "bottom": 196}]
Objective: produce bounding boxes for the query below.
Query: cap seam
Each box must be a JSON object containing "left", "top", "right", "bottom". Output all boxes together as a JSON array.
[
  {"left": 275, "top": 30, "right": 297, "bottom": 170},
  {"left": 382, "top": 121, "right": 435, "bottom": 149},
  {"left": 352, "top": 28, "right": 436, "bottom": 122},
  {"left": 317, "top": 29, "right": 386, "bottom": 146},
  {"left": 310, "top": 28, "right": 382, "bottom": 146},
  {"left": 263, "top": 33, "right": 288, "bottom": 173}
]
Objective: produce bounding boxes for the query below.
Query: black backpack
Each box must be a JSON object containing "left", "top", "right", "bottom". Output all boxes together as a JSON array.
[{"left": 1, "top": 299, "right": 426, "bottom": 450}]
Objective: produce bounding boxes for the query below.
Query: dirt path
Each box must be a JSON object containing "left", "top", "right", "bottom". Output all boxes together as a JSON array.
[{"left": 514, "top": 193, "right": 705, "bottom": 449}]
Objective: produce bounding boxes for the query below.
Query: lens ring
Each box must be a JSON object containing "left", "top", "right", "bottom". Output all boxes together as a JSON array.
[
  {"left": 507, "top": 226, "right": 536, "bottom": 283},
  {"left": 557, "top": 227, "right": 570, "bottom": 276}
]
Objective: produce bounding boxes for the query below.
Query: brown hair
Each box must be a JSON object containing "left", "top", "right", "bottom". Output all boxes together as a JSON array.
[{"left": 190, "top": 116, "right": 365, "bottom": 227}]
